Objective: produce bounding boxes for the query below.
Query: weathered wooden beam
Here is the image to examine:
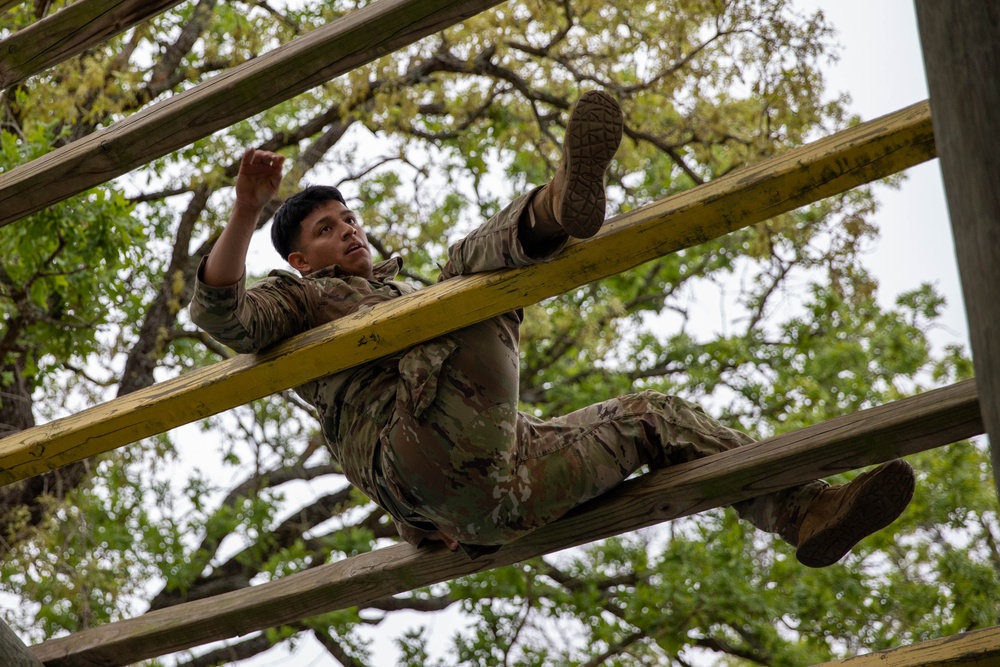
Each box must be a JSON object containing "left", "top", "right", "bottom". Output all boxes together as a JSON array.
[
  {"left": 0, "top": 619, "right": 44, "bottom": 667},
  {"left": 0, "top": 0, "right": 24, "bottom": 13},
  {"left": 915, "top": 2, "right": 1000, "bottom": 502},
  {"left": 0, "top": 0, "right": 186, "bottom": 90},
  {"left": 0, "top": 100, "right": 937, "bottom": 487},
  {"left": 0, "top": 0, "right": 505, "bottom": 228},
  {"left": 813, "top": 623, "right": 1000, "bottom": 667},
  {"left": 29, "top": 379, "right": 983, "bottom": 667}
]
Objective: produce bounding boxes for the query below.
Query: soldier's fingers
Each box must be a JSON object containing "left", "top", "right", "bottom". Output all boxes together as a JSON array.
[
  {"left": 253, "top": 151, "right": 283, "bottom": 171},
  {"left": 431, "top": 531, "right": 459, "bottom": 551},
  {"left": 239, "top": 147, "right": 256, "bottom": 171}
]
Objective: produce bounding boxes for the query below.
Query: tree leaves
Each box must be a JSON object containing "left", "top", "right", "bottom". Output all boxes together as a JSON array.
[{"left": 0, "top": 123, "right": 141, "bottom": 391}]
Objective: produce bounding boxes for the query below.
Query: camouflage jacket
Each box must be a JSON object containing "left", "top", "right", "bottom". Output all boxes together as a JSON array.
[{"left": 189, "top": 255, "right": 444, "bottom": 511}]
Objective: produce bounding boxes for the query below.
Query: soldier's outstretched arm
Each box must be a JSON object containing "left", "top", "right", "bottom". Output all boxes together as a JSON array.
[{"left": 202, "top": 148, "right": 285, "bottom": 287}]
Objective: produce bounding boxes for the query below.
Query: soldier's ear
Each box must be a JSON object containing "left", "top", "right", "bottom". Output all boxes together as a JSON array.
[{"left": 288, "top": 251, "right": 310, "bottom": 273}]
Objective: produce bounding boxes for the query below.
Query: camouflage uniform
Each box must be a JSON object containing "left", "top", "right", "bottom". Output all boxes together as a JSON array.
[{"left": 190, "top": 190, "right": 826, "bottom": 555}]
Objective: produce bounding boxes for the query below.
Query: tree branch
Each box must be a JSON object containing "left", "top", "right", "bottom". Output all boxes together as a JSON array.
[
  {"left": 313, "top": 626, "right": 367, "bottom": 667},
  {"left": 174, "top": 632, "right": 276, "bottom": 667}
]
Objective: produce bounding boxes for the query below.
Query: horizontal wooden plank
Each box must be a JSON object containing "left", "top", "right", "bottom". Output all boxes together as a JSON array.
[
  {"left": 0, "top": 0, "right": 186, "bottom": 90},
  {"left": 813, "top": 623, "right": 1000, "bottom": 666},
  {"left": 0, "top": 0, "right": 23, "bottom": 12},
  {"left": 0, "top": 0, "right": 504, "bottom": 228},
  {"left": 0, "top": 100, "right": 937, "bottom": 487},
  {"left": 30, "top": 379, "right": 983, "bottom": 666}
]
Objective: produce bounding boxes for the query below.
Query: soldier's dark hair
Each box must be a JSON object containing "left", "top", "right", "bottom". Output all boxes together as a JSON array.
[{"left": 271, "top": 185, "right": 348, "bottom": 260}]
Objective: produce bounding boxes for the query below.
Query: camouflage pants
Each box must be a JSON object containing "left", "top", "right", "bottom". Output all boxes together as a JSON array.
[{"left": 363, "top": 190, "right": 827, "bottom": 548}]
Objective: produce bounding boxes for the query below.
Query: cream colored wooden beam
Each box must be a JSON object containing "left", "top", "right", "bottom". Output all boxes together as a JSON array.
[
  {"left": 0, "top": 0, "right": 504, "bottom": 227},
  {"left": 0, "top": 101, "right": 937, "bottom": 487},
  {"left": 813, "top": 623, "right": 1000, "bottom": 666},
  {"left": 30, "top": 379, "right": 982, "bottom": 667},
  {"left": 0, "top": 0, "right": 186, "bottom": 90}
]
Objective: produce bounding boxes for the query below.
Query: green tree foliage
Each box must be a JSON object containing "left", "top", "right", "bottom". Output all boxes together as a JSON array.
[{"left": 0, "top": 1, "right": 995, "bottom": 665}]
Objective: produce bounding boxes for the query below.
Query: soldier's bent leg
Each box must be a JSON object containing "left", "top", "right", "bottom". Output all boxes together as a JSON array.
[
  {"left": 381, "top": 369, "right": 825, "bottom": 545},
  {"left": 378, "top": 311, "right": 525, "bottom": 544},
  {"left": 508, "top": 391, "right": 827, "bottom": 545}
]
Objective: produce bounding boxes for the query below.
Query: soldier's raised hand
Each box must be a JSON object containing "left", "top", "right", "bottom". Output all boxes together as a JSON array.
[
  {"left": 201, "top": 148, "right": 286, "bottom": 287},
  {"left": 235, "top": 148, "right": 285, "bottom": 211}
]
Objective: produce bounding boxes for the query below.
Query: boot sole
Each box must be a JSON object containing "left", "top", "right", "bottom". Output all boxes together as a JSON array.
[
  {"left": 559, "top": 90, "right": 624, "bottom": 239},
  {"left": 796, "top": 459, "right": 915, "bottom": 568}
]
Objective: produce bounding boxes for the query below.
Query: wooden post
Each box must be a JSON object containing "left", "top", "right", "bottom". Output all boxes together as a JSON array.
[
  {"left": 914, "top": 1, "right": 1000, "bottom": 502},
  {"left": 0, "top": 619, "right": 44, "bottom": 667}
]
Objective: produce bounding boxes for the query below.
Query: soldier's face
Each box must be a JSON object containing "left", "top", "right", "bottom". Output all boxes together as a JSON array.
[{"left": 288, "top": 200, "right": 374, "bottom": 278}]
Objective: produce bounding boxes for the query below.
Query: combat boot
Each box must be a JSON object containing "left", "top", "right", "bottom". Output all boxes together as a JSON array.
[
  {"left": 529, "top": 90, "right": 624, "bottom": 239},
  {"left": 795, "top": 458, "right": 915, "bottom": 568}
]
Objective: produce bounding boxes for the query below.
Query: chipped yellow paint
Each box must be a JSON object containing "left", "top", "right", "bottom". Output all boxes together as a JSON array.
[{"left": 0, "top": 101, "right": 936, "bottom": 487}]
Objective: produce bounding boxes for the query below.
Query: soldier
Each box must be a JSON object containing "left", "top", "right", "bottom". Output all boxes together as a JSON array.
[{"left": 190, "top": 91, "right": 915, "bottom": 567}]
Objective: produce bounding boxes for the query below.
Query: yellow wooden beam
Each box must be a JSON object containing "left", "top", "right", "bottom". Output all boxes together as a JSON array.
[
  {"left": 0, "top": 0, "right": 187, "bottom": 91},
  {"left": 0, "top": 100, "right": 937, "bottom": 488},
  {"left": 812, "top": 623, "right": 1000, "bottom": 666},
  {"left": 30, "top": 379, "right": 982, "bottom": 667},
  {"left": 0, "top": 0, "right": 505, "bottom": 228}
]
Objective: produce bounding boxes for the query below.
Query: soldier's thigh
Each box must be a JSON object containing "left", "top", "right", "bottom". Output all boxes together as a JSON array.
[{"left": 382, "top": 316, "right": 521, "bottom": 500}]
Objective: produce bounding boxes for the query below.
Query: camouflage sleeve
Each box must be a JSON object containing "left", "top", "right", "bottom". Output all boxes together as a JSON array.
[{"left": 189, "top": 256, "right": 315, "bottom": 353}]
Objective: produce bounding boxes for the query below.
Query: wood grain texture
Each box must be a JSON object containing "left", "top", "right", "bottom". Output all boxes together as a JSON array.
[
  {"left": 0, "top": 0, "right": 504, "bottom": 227},
  {"left": 0, "top": 0, "right": 186, "bottom": 90},
  {"left": 0, "top": 618, "right": 44, "bottom": 667},
  {"left": 915, "top": 1, "right": 1000, "bottom": 504},
  {"left": 0, "top": 101, "right": 937, "bottom": 487},
  {"left": 813, "top": 623, "right": 1000, "bottom": 666},
  {"left": 29, "top": 379, "right": 982, "bottom": 667}
]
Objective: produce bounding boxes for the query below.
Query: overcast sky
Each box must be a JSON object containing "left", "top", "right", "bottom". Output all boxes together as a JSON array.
[{"left": 799, "top": 0, "right": 968, "bottom": 354}]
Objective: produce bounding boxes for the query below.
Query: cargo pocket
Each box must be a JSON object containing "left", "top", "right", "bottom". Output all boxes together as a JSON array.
[{"left": 396, "top": 337, "right": 460, "bottom": 420}]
